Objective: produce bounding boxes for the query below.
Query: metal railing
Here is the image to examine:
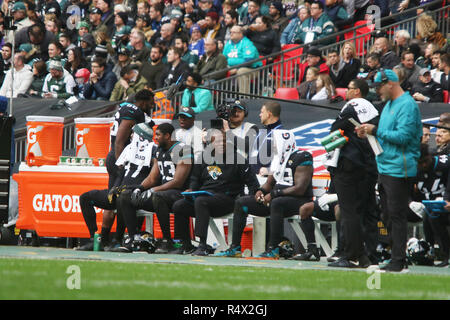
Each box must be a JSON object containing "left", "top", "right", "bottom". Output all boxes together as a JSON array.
[{"left": 13, "top": 1, "right": 448, "bottom": 162}]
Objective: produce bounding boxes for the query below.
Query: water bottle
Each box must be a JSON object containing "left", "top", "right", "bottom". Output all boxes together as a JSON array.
[
  {"left": 324, "top": 136, "right": 348, "bottom": 152},
  {"left": 93, "top": 233, "right": 101, "bottom": 251},
  {"left": 320, "top": 129, "right": 344, "bottom": 146}
]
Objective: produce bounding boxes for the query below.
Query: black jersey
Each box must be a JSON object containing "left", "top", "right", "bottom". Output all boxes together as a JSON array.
[
  {"left": 189, "top": 161, "right": 259, "bottom": 198},
  {"left": 417, "top": 154, "right": 450, "bottom": 200},
  {"left": 110, "top": 102, "right": 147, "bottom": 150},
  {"left": 116, "top": 134, "right": 158, "bottom": 185},
  {"left": 155, "top": 141, "right": 193, "bottom": 187},
  {"left": 275, "top": 150, "right": 314, "bottom": 198}
]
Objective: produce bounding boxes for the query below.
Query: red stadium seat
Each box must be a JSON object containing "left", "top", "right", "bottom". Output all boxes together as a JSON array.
[
  {"left": 273, "top": 45, "right": 304, "bottom": 81},
  {"left": 344, "top": 20, "right": 375, "bottom": 57},
  {"left": 274, "top": 87, "right": 300, "bottom": 100},
  {"left": 443, "top": 90, "right": 449, "bottom": 103},
  {"left": 335, "top": 88, "right": 348, "bottom": 100}
]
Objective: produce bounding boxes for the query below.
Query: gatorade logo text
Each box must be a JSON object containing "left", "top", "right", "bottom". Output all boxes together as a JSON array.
[
  {"left": 76, "top": 130, "right": 84, "bottom": 146},
  {"left": 32, "top": 194, "right": 103, "bottom": 214},
  {"left": 27, "top": 127, "right": 37, "bottom": 144}
]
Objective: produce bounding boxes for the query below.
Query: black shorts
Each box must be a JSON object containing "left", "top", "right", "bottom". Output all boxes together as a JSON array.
[{"left": 312, "top": 200, "right": 337, "bottom": 222}]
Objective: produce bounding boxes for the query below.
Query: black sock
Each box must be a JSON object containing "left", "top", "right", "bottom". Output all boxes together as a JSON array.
[
  {"left": 199, "top": 237, "right": 207, "bottom": 247},
  {"left": 101, "top": 227, "right": 111, "bottom": 244}
]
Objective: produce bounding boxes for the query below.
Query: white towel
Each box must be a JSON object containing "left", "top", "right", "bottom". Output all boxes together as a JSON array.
[{"left": 270, "top": 129, "right": 296, "bottom": 185}]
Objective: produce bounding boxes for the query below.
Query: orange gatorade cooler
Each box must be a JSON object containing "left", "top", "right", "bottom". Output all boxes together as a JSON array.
[
  {"left": 75, "top": 117, "right": 113, "bottom": 165},
  {"left": 26, "top": 116, "right": 64, "bottom": 166}
]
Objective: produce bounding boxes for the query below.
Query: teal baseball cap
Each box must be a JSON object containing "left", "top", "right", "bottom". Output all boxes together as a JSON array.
[
  {"left": 370, "top": 69, "right": 399, "bottom": 88},
  {"left": 12, "top": 2, "right": 26, "bottom": 12},
  {"left": 19, "top": 43, "right": 32, "bottom": 53}
]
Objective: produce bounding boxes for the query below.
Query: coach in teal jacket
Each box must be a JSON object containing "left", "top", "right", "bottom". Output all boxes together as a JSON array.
[
  {"left": 357, "top": 69, "right": 422, "bottom": 272},
  {"left": 223, "top": 26, "right": 263, "bottom": 69}
]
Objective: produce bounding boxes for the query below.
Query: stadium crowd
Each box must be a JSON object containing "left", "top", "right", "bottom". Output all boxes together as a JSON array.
[
  {"left": 1, "top": 0, "right": 449, "bottom": 272},
  {"left": 0, "top": 0, "right": 448, "bottom": 103}
]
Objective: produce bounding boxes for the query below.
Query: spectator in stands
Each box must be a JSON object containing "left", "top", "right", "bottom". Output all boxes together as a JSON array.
[
  {"left": 65, "top": 47, "right": 88, "bottom": 79},
  {"left": 129, "top": 29, "right": 151, "bottom": 65},
  {"left": 97, "top": 0, "right": 115, "bottom": 38},
  {"left": 76, "top": 21, "right": 91, "bottom": 46},
  {"left": 175, "top": 34, "right": 199, "bottom": 69},
  {"left": 197, "top": 0, "right": 219, "bottom": 21},
  {"left": 183, "top": 13, "right": 196, "bottom": 36},
  {"left": 430, "top": 50, "right": 443, "bottom": 84},
  {"left": 149, "top": 2, "right": 164, "bottom": 32},
  {"left": 47, "top": 41, "right": 66, "bottom": 69},
  {"left": 80, "top": 33, "right": 96, "bottom": 61},
  {"left": 269, "top": 2, "right": 289, "bottom": 38},
  {"left": 181, "top": 72, "right": 214, "bottom": 113},
  {"left": 223, "top": 10, "right": 239, "bottom": 47},
  {"left": 325, "top": 0, "right": 349, "bottom": 30},
  {"left": 411, "top": 68, "right": 444, "bottom": 103},
  {"left": 246, "top": 16, "right": 281, "bottom": 62},
  {"left": 298, "top": 46, "right": 329, "bottom": 84},
  {"left": 111, "top": 21, "right": 132, "bottom": 51},
  {"left": 342, "top": 0, "right": 372, "bottom": 22},
  {"left": 135, "top": 14, "right": 153, "bottom": 42},
  {"left": 5, "top": 2, "right": 33, "bottom": 43},
  {"left": 293, "top": 1, "right": 335, "bottom": 45},
  {"left": 203, "top": 11, "right": 225, "bottom": 45},
  {"left": 110, "top": 64, "right": 148, "bottom": 102},
  {"left": 140, "top": 45, "right": 165, "bottom": 91},
  {"left": 44, "top": 17, "right": 60, "bottom": 37},
  {"left": 15, "top": 23, "right": 56, "bottom": 62},
  {"left": 223, "top": 25, "right": 262, "bottom": 94},
  {"left": 137, "top": 1, "right": 151, "bottom": 16},
  {"left": 393, "top": 30, "right": 411, "bottom": 58},
  {"left": 242, "top": 0, "right": 261, "bottom": 26},
  {"left": 280, "top": 6, "right": 310, "bottom": 46},
  {"left": 84, "top": 57, "right": 117, "bottom": 100},
  {"left": 189, "top": 25, "right": 205, "bottom": 57},
  {"left": 41, "top": 58, "right": 76, "bottom": 99},
  {"left": 311, "top": 73, "right": 335, "bottom": 100},
  {"left": 194, "top": 38, "right": 228, "bottom": 82},
  {"left": 27, "top": 60, "right": 47, "bottom": 97},
  {"left": 373, "top": 37, "right": 401, "bottom": 69},
  {"left": 396, "top": 50, "right": 421, "bottom": 88},
  {"left": 111, "top": 45, "right": 130, "bottom": 79},
  {"left": 151, "top": 22, "right": 176, "bottom": 53},
  {"left": 59, "top": 33, "right": 76, "bottom": 57},
  {"left": 438, "top": 53, "right": 450, "bottom": 92},
  {"left": 73, "top": 68, "right": 90, "bottom": 99},
  {"left": 416, "top": 13, "right": 447, "bottom": 49},
  {"left": 298, "top": 66, "right": 319, "bottom": 99},
  {"left": 0, "top": 43, "right": 13, "bottom": 84},
  {"left": 393, "top": 65, "right": 412, "bottom": 93},
  {"left": 417, "top": 43, "right": 440, "bottom": 69},
  {"left": 158, "top": 46, "right": 190, "bottom": 88},
  {"left": 89, "top": 7, "right": 109, "bottom": 40},
  {"left": 0, "top": 53, "right": 33, "bottom": 98}
]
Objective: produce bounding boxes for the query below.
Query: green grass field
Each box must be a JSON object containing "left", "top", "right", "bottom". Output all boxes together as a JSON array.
[{"left": 1, "top": 256, "right": 450, "bottom": 300}]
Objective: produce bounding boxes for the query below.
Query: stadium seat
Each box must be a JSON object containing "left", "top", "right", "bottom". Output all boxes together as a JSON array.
[
  {"left": 273, "top": 45, "right": 304, "bottom": 82},
  {"left": 443, "top": 90, "right": 449, "bottom": 103},
  {"left": 274, "top": 87, "right": 300, "bottom": 100},
  {"left": 335, "top": 88, "right": 348, "bottom": 100},
  {"left": 344, "top": 20, "right": 375, "bottom": 57}
]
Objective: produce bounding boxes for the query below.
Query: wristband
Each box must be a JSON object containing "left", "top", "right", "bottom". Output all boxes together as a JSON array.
[
  {"left": 372, "top": 125, "right": 378, "bottom": 137},
  {"left": 270, "top": 188, "right": 283, "bottom": 199},
  {"left": 257, "top": 188, "right": 269, "bottom": 195}
]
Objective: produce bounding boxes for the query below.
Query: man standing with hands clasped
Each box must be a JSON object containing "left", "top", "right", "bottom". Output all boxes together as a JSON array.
[{"left": 356, "top": 69, "right": 422, "bottom": 273}]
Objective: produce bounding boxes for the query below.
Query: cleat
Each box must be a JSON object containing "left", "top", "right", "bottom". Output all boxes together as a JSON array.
[
  {"left": 214, "top": 245, "right": 242, "bottom": 258},
  {"left": 155, "top": 239, "right": 175, "bottom": 254},
  {"left": 169, "top": 243, "right": 196, "bottom": 255},
  {"left": 379, "top": 260, "right": 409, "bottom": 273},
  {"left": 256, "top": 247, "right": 279, "bottom": 259},
  {"left": 191, "top": 244, "right": 209, "bottom": 256},
  {"left": 291, "top": 245, "right": 320, "bottom": 261}
]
